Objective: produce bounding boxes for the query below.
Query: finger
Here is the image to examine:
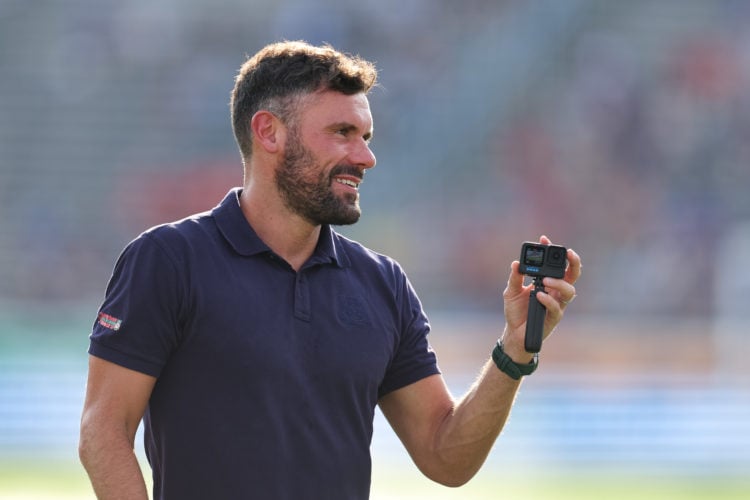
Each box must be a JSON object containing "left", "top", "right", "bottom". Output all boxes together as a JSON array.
[
  {"left": 535, "top": 290, "right": 563, "bottom": 323},
  {"left": 539, "top": 234, "right": 552, "bottom": 245},
  {"left": 509, "top": 260, "right": 523, "bottom": 284},
  {"left": 560, "top": 294, "right": 576, "bottom": 306},
  {"left": 565, "top": 248, "right": 582, "bottom": 284},
  {"left": 504, "top": 261, "right": 525, "bottom": 297},
  {"left": 542, "top": 277, "right": 577, "bottom": 305}
]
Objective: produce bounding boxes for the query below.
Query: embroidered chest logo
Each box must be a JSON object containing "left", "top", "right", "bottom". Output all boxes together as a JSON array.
[
  {"left": 337, "top": 295, "right": 370, "bottom": 326},
  {"left": 97, "top": 312, "right": 122, "bottom": 331}
]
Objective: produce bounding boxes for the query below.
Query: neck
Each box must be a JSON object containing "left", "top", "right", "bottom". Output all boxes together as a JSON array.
[{"left": 239, "top": 183, "right": 321, "bottom": 271}]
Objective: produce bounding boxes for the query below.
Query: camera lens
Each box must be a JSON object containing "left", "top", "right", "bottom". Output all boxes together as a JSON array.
[{"left": 547, "top": 246, "right": 566, "bottom": 267}]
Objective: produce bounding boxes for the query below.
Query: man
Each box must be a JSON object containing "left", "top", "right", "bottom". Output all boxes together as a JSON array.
[{"left": 79, "top": 41, "right": 581, "bottom": 499}]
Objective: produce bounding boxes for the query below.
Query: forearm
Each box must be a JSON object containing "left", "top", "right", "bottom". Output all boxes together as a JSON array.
[
  {"left": 79, "top": 426, "right": 149, "bottom": 500},
  {"left": 430, "top": 358, "right": 522, "bottom": 485}
]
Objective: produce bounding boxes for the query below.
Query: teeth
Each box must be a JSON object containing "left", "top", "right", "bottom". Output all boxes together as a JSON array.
[{"left": 336, "top": 179, "right": 359, "bottom": 188}]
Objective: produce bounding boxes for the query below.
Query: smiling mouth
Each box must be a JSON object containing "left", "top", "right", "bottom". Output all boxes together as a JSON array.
[{"left": 334, "top": 177, "right": 361, "bottom": 190}]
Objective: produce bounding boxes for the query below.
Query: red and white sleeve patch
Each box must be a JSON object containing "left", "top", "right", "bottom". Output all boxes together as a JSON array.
[{"left": 97, "top": 312, "right": 122, "bottom": 331}]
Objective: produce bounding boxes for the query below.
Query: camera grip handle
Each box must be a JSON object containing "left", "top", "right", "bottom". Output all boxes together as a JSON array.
[{"left": 524, "top": 281, "right": 546, "bottom": 353}]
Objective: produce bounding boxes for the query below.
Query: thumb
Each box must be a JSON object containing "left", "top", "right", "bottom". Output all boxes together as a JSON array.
[{"left": 504, "top": 261, "right": 525, "bottom": 298}]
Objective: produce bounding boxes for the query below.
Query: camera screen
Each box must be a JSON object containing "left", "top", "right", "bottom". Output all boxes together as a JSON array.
[{"left": 524, "top": 246, "right": 545, "bottom": 266}]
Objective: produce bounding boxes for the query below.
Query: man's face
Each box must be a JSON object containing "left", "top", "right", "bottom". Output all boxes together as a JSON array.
[{"left": 275, "top": 91, "right": 375, "bottom": 226}]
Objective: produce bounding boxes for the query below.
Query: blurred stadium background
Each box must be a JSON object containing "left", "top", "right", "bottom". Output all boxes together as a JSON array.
[{"left": 1, "top": 0, "right": 749, "bottom": 498}]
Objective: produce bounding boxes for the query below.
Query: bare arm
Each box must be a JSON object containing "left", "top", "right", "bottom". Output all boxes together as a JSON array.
[
  {"left": 79, "top": 355, "right": 156, "bottom": 500},
  {"left": 380, "top": 238, "right": 581, "bottom": 486},
  {"left": 379, "top": 364, "right": 521, "bottom": 487}
]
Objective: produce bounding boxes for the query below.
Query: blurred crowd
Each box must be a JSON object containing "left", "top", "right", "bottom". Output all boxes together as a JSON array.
[{"left": 1, "top": 0, "right": 749, "bottom": 320}]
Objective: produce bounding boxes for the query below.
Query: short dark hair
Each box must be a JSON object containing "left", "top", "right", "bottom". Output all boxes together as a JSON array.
[{"left": 230, "top": 40, "right": 378, "bottom": 161}]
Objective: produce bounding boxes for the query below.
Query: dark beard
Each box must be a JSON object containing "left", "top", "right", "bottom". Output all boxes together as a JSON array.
[{"left": 275, "top": 133, "right": 363, "bottom": 226}]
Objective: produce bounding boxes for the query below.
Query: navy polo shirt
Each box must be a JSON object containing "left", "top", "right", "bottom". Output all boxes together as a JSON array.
[{"left": 89, "top": 188, "right": 440, "bottom": 500}]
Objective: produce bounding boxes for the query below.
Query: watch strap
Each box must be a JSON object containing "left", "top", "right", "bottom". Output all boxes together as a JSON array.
[{"left": 492, "top": 340, "right": 538, "bottom": 380}]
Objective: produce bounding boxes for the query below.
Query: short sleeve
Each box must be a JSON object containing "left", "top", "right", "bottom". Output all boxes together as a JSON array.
[
  {"left": 377, "top": 272, "right": 440, "bottom": 398},
  {"left": 88, "top": 233, "right": 185, "bottom": 377}
]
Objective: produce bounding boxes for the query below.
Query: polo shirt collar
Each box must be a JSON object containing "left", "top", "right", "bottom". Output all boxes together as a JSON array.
[
  {"left": 314, "top": 221, "right": 351, "bottom": 269},
  {"left": 213, "top": 188, "right": 350, "bottom": 268}
]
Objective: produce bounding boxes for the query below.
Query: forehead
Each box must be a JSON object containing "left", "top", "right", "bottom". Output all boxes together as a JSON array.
[{"left": 296, "top": 90, "right": 373, "bottom": 131}]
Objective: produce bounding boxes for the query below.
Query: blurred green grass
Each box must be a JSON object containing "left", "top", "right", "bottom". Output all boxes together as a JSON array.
[
  {"left": 2, "top": 315, "right": 748, "bottom": 499},
  {"left": 2, "top": 459, "right": 749, "bottom": 499}
]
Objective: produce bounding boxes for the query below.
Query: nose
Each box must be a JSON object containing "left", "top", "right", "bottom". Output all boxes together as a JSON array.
[{"left": 352, "top": 139, "right": 376, "bottom": 170}]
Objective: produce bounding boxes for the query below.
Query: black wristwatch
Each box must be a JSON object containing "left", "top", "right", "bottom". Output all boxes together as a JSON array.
[{"left": 491, "top": 340, "right": 538, "bottom": 380}]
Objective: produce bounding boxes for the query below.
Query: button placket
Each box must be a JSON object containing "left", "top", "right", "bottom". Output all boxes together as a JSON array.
[{"left": 293, "top": 272, "right": 311, "bottom": 321}]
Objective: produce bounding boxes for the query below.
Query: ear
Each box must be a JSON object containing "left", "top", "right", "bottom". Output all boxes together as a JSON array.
[{"left": 250, "top": 110, "right": 286, "bottom": 154}]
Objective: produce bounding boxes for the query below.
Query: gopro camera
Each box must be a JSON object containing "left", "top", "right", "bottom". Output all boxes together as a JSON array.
[
  {"left": 519, "top": 242, "right": 567, "bottom": 280},
  {"left": 518, "top": 241, "right": 568, "bottom": 353}
]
